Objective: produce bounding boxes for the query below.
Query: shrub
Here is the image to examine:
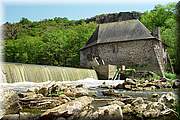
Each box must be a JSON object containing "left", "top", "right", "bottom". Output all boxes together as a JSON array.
[{"left": 164, "top": 72, "right": 176, "bottom": 80}]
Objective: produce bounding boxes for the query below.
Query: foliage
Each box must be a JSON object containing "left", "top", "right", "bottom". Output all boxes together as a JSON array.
[
  {"left": 164, "top": 72, "right": 177, "bottom": 80},
  {"left": 140, "top": 2, "right": 176, "bottom": 62},
  {"left": 3, "top": 2, "right": 177, "bottom": 68},
  {"left": 3, "top": 18, "right": 96, "bottom": 67},
  {"left": 176, "top": 2, "right": 180, "bottom": 74}
]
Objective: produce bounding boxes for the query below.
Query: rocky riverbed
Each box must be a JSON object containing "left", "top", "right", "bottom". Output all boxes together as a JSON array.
[{"left": 0, "top": 78, "right": 179, "bottom": 120}]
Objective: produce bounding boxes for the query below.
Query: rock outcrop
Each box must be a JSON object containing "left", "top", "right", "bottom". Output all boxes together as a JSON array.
[{"left": 85, "top": 12, "right": 142, "bottom": 24}]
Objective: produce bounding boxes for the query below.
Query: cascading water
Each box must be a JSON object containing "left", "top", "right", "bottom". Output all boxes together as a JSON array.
[
  {"left": 2, "top": 63, "right": 98, "bottom": 83},
  {"left": 0, "top": 62, "right": 98, "bottom": 118}
]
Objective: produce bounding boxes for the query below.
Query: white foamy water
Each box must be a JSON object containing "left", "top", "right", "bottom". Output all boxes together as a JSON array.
[
  {"left": 0, "top": 78, "right": 124, "bottom": 92},
  {"left": 58, "top": 78, "right": 124, "bottom": 88}
]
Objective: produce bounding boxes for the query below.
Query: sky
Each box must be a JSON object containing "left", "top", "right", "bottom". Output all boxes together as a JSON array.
[{"left": 1, "top": 0, "right": 179, "bottom": 23}]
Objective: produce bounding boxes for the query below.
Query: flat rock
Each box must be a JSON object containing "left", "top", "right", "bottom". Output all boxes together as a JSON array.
[{"left": 40, "top": 96, "right": 94, "bottom": 119}]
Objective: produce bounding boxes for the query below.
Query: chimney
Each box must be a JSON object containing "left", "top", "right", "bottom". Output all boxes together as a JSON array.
[{"left": 152, "top": 27, "right": 161, "bottom": 39}]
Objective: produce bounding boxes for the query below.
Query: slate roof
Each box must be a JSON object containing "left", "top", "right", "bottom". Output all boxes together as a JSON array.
[{"left": 81, "top": 19, "right": 157, "bottom": 49}]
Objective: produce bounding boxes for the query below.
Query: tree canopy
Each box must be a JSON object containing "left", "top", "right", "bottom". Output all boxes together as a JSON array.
[
  {"left": 140, "top": 2, "right": 176, "bottom": 64},
  {"left": 3, "top": 2, "right": 177, "bottom": 68},
  {"left": 3, "top": 18, "right": 96, "bottom": 67}
]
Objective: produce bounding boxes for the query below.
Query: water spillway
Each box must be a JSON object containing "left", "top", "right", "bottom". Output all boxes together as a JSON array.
[{"left": 1, "top": 63, "right": 98, "bottom": 83}]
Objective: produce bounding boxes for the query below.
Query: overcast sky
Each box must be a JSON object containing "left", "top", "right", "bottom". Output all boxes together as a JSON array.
[{"left": 1, "top": 0, "right": 179, "bottom": 23}]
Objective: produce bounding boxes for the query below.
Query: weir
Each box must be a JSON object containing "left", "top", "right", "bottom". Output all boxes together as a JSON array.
[{"left": 1, "top": 63, "right": 98, "bottom": 83}]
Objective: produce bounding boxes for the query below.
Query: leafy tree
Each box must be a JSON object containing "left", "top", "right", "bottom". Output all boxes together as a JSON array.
[
  {"left": 3, "top": 16, "right": 96, "bottom": 67},
  {"left": 176, "top": 2, "right": 180, "bottom": 74},
  {"left": 140, "top": 2, "right": 176, "bottom": 64},
  {"left": 19, "top": 17, "right": 32, "bottom": 24}
]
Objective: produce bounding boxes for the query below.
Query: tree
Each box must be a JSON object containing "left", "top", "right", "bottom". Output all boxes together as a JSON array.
[
  {"left": 140, "top": 2, "right": 176, "bottom": 64},
  {"left": 176, "top": 2, "right": 180, "bottom": 74}
]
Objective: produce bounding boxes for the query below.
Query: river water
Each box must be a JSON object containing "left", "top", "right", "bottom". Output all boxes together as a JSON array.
[{"left": 0, "top": 78, "right": 177, "bottom": 119}]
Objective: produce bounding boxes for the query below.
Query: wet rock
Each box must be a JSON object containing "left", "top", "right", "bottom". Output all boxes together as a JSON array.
[
  {"left": 38, "top": 87, "right": 48, "bottom": 97},
  {"left": 124, "top": 85, "right": 132, "bottom": 90},
  {"left": 102, "top": 89, "right": 115, "bottom": 96},
  {"left": 125, "top": 78, "right": 136, "bottom": 85},
  {"left": 1, "top": 113, "right": 39, "bottom": 120},
  {"left": 152, "top": 93, "right": 159, "bottom": 98},
  {"left": 93, "top": 104, "right": 123, "bottom": 120},
  {"left": 76, "top": 84, "right": 83, "bottom": 88},
  {"left": 4, "top": 91, "right": 21, "bottom": 114},
  {"left": 114, "top": 83, "right": 124, "bottom": 89},
  {"left": 143, "top": 87, "right": 152, "bottom": 91},
  {"left": 146, "top": 102, "right": 165, "bottom": 111},
  {"left": 64, "top": 87, "right": 89, "bottom": 98},
  {"left": 132, "top": 87, "right": 143, "bottom": 91},
  {"left": 120, "top": 97, "right": 136, "bottom": 104},
  {"left": 143, "top": 82, "right": 155, "bottom": 87},
  {"left": 74, "top": 88, "right": 89, "bottom": 97},
  {"left": 159, "top": 77, "right": 168, "bottom": 82},
  {"left": 40, "top": 96, "right": 94, "bottom": 119},
  {"left": 64, "top": 88, "right": 75, "bottom": 97},
  {"left": 160, "top": 108, "right": 179, "bottom": 119},
  {"left": 102, "top": 89, "right": 121, "bottom": 97},
  {"left": 48, "top": 84, "right": 60, "bottom": 95},
  {"left": 143, "top": 109, "right": 161, "bottom": 118},
  {"left": 158, "top": 92, "right": 176, "bottom": 109},
  {"left": 133, "top": 104, "right": 147, "bottom": 117},
  {"left": 19, "top": 92, "right": 43, "bottom": 100},
  {"left": 172, "top": 79, "right": 180, "bottom": 88},
  {"left": 131, "top": 97, "right": 144, "bottom": 106},
  {"left": 122, "top": 104, "right": 132, "bottom": 113},
  {"left": 109, "top": 101, "right": 125, "bottom": 107}
]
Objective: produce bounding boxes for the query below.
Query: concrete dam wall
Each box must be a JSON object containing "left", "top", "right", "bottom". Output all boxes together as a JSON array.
[{"left": 1, "top": 63, "right": 98, "bottom": 83}]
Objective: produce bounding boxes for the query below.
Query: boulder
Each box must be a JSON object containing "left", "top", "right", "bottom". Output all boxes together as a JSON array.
[
  {"left": 48, "top": 84, "right": 60, "bottom": 95},
  {"left": 122, "top": 104, "right": 132, "bottom": 113},
  {"left": 64, "top": 87, "right": 89, "bottom": 97},
  {"left": 38, "top": 87, "right": 48, "bottom": 97},
  {"left": 93, "top": 104, "right": 123, "bottom": 120},
  {"left": 18, "top": 92, "right": 43, "bottom": 100},
  {"left": 125, "top": 78, "right": 136, "bottom": 85},
  {"left": 108, "top": 101, "right": 125, "bottom": 107},
  {"left": 152, "top": 93, "right": 159, "bottom": 98},
  {"left": 131, "top": 97, "right": 144, "bottom": 106},
  {"left": 133, "top": 103, "right": 147, "bottom": 115},
  {"left": 1, "top": 113, "right": 39, "bottom": 120},
  {"left": 158, "top": 92, "right": 176, "bottom": 109},
  {"left": 40, "top": 96, "right": 94, "bottom": 119},
  {"left": 172, "top": 79, "right": 180, "bottom": 88},
  {"left": 143, "top": 109, "right": 161, "bottom": 118},
  {"left": 146, "top": 102, "right": 165, "bottom": 111},
  {"left": 4, "top": 91, "right": 21, "bottom": 114},
  {"left": 114, "top": 84, "right": 124, "bottom": 89},
  {"left": 124, "top": 85, "right": 132, "bottom": 90}
]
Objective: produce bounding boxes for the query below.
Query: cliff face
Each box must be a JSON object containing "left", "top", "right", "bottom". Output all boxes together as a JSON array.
[{"left": 85, "top": 12, "right": 142, "bottom": 24}]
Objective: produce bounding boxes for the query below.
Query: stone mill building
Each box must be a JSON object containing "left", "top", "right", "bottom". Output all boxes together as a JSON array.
[{"left": 80, "top": 19, "right": 168, "bottom": 75}]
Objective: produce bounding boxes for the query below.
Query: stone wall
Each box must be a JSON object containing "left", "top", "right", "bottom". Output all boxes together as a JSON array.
[
  {"left": 80, "top": 39, "right": 165, "bottom": 74},
  {"left": 94, "top": 65, "right": 117, "bottom": 80}
]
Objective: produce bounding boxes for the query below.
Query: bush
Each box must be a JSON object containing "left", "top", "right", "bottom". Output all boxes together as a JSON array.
[{"left": 164, "top": 72, "right": 176, "bottom": 80}]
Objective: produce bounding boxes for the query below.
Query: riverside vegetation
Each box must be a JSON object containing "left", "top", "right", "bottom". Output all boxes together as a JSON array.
[{"left": 3, "top": 2, "right": 178, "bottom": 69}]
